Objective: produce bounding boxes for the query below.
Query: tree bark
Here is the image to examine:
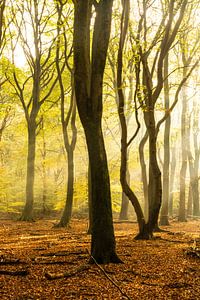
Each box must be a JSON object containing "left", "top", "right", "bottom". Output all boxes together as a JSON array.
[
  {"left": 169, "top": 143, "right": 176, "bottom": 216},
  {"left": 139, "top": 130, "right": 148, "bottom": 221},
  {"left": 20, "top": 121, "right": 36, "bottom": 221},
  {"left": 144, "top": 109, "right": 162, "bottom": 234},
  {"left": 119, "top": 169, "right": 130, "bottom": 221},
  {"left": 85, "top": 125, "right": 120, "bottom": 263},
  {"left": 178, "top": 69, "right": 187, "bottom": 222},
  {"left": 116, "top": 0, "right": 148, "bottom": 239},
  {"left": 74, "top": 0, "right": 121, "bottom": 263},
  {"left": 160, "top": 54, "right": 170, "bottom": 226},
  {"left": 58, "top": 148, "right": 74, "bottom": 227},
  {"left": 192, "top": 98, "right": 200, "bottom": 216}
]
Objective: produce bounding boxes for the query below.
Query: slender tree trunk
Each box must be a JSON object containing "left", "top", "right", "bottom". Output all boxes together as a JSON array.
[
  {"left": 139, "top": 130, "right": 148, "bottom": 221},
  {"left": 58, "top": 148, "right": 74, "bottom": 227},
  {"left": 160, "top": 55, "right": 170, "bottom": 226},
  {"left": 0, "top": 0, "right": 6, "bottom": 53},
  {"left": 187, "top": 184, "right": 192, "bottom": 217},
  {"left": 20, "top": 121, "right": 36, "bottom": 221},
  {"left": 119, "top": 168, "right": 130, "bottom": 221},
  {"left": 169, "top": 143, "right": 176, "bottom": 216},
  {"left": 116, "top": 0, "right": 148, "bottom": 239},
  {"left": 192, "top": 99, "right": 200, "bottom": 216},
  {"left": 178, "top": 72, "right": 187, "bottom": 222},
  {"left": 41, "top": 137, "right": 47, "bottom": 214},
  {"left": 56, "top": 94, "right": 77, "bottom": 227},
  {"left": 146, "top": 111, "right": 162, "bottom": 234}
]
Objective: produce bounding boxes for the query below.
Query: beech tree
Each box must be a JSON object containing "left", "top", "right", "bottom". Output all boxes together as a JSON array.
[
  {"left": 73, "top": 0, "right": 121, "bottom": 264},
  {"left": 55, "top": 1, "right": 77, "bottom": 227},
  {"left": 7, "top": 0, "right": 60, "bottom": 220}
]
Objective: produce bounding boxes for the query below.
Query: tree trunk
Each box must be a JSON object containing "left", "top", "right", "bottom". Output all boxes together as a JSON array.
[
  {"left": 146, "top": 113, "right": 162, "bottom": 234},
  {"left": 160, "top": 55, "right": 170, "bottom": 226},
  {"left": 178, "top": 70, "right": 187, "bottom": 222},
  {"left": 139, "top": 130, "right": 148, "bottom": 221},
  {"left": 192, "top": 98, "right": 200, "bottom": 216},
  {"left": 85, "top": 124, "right": 121, "bottom": 263},
  {"left": 116, "top": 0, "right": 148, "bottom": 239},
  {"left": 57, "top": 148, "right": 74, "bottom": 227},
  {"left": 20, "top": 121, "right": 36, "bottom": 221},
  {"left": 119, "top": 169, "right": 130, "bottom": 221},
  {"left": 187, "top": 184, "right": 192, "bottom": 217},
  {"left": 87, "top": 163, "right": 92, "bottom": 234},
  {"left": 169, "top": 143, "right": 176, "bottom": 216},
  {"left": 74, "top": 0, "right": 121, "bottom": 264}
]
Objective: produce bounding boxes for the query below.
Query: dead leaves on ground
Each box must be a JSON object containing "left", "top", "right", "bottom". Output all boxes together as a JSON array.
[{"left": 0, "top": 219, "right": 200, "bottom": 299}]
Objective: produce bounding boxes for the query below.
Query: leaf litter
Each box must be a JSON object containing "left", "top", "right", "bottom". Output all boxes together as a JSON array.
[{"left": 0, "top": 219, "right": 199, "bottom": 299}]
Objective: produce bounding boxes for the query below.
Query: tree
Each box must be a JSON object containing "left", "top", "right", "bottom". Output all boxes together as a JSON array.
[
  {"left": 73, "top": 0, "right": 121, "bottom": 264},
  {"left": 136, "top": 0, "right": 189, "bottom": 236},
  {"left": 160, "top": 54, "right": 170, "bottom": 226},
  {"left": 7, "top": 0, "right": 59, "bottom": 220},
  {"left": 116, "top": 0, "right": 148, "bottom": 237},
  {"left": 55, "top": 0, "right": 77, "bottom": 227}
]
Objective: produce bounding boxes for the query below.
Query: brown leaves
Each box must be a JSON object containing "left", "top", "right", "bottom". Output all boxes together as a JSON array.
[{"left": 0, "top": 219, "right": 200, "bottom": 299}]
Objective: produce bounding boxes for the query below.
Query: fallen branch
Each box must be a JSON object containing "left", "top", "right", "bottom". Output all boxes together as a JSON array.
[
  {"left": 41, "top": 250, "right": 86, "bottom": 257},
  {"left": 33, "top": 260, "right": 76, "bottom": 265},
  {"left": 0, "top": 269, "right": 29, "bottom": 276},
  {"left": 165, "top": 282, "right": 192, "bottom": 289},
  {"left": 88, "top": 251, "right": 131, "bottom": 300},
  {"left": 0, "top": 259, "right": 27, "bottom": 265},
  {"left": 45, "top": 264, "right": 90, "bottom": 280}
]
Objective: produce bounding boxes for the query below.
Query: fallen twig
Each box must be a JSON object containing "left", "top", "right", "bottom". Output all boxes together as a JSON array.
[
  {"left": 0, "top": 269, "right": 29, "bottom": 276},
  {"left": 0, "top": 258, "right": 27, "bottom": 265},
  {"left": 32, "top": 260, "right": 76, "bottom": 265},
  {"left": 45, "top": 264, "right": 90, "bottom": 280},
  {"left": 41, "top": 250, "right": 86, "bottom": 257}
]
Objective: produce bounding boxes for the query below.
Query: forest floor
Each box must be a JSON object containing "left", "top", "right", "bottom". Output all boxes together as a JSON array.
[{"left": 0, "top": 218, "right": 200, "bottom": 300}]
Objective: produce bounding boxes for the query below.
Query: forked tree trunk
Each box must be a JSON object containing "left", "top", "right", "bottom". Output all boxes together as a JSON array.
[
  {"left": 116, "top": 0, "right": 148, "bottom": 239},
  {"left": 74, "top": 0, "right": 121, "bottom": 264}
]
